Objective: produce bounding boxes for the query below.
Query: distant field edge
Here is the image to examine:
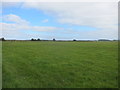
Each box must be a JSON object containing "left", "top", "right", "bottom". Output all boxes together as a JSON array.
[{"left": 1, "top": 88, "right": 119, "bottom": 90}]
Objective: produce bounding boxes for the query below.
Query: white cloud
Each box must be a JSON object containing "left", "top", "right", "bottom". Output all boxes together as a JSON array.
[
  {"left": 0, "top": 22, "right": 29, "bottom": 39},
  {"left": 1, "top": 2, "right": 118, "bottom": 40},
  {"left": 21, "top": 2, "right": 118, "bottom": 39},
  {"left": 2, "top": 14, "right": 29, "bottom": 25},
  {"left": 22, "top": 2, "right": 118, "bottom": 29},
  {"left": 1, "top": 14, "right": 62, "bottom": 39},
  {"left": 32, "top": 26, "right": 62, "bottom": 31},
  {"left": 1, "top": 0, "right": 119, "bottom": 2}
]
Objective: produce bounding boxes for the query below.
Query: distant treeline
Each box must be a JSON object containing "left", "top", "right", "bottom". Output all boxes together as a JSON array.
[
  {"left": 0, "top": 37, "right": 118, "bottom": 41},
  {"left": 0, "top": 38, "right": 5, "bottom": 41},
  {"left": 31, "top": 38, "right": 56, "bottom": 41}
]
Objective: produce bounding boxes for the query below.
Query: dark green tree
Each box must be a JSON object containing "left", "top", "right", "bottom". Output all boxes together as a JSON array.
[
  {"left": 2, "top": 38, "right": 5, "bottom": 41},
  {"left": 37, "top": 38, "right": 40, "bottom": 41},
  {"left": 73, "top": 39, "right": 76, "bottom": 41},
  {"left": 31, "top": 38, "right": 34, "bottom": 41},
  {"left": 53, "top": 38, "right": 56, "bottom": 41}
]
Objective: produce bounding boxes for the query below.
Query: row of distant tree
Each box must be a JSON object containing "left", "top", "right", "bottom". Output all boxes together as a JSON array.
[
  {"left": 0, "top": 38, "right": 5, "bottom": 41},
  {"left": 31, "top": 38, "right": 77, "bottom": 41},
  {"left": 0, "top": 37, "right": 118, "bottom": 41},
  {"left": 31, "top": 38, "right": 66, "bottom": 41},
  {"left": 31, "top": 38, "right": 41, "bottom": 41},
  {"left": 0, "top": 38, "right": 76, "bottom": 41}
]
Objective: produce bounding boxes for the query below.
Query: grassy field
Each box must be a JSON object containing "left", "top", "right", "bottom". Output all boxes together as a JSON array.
[{"left": 2, "top": 41, "right": 118, "bottom": 88}]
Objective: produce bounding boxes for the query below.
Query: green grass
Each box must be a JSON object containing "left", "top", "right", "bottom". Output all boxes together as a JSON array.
[{"left": 2, "top": 41, "right": 118, "bottom": 88}]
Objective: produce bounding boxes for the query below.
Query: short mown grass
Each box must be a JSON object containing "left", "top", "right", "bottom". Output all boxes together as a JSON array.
[{"left": 2, "top": 41, "right": 118, "bottom": 88}]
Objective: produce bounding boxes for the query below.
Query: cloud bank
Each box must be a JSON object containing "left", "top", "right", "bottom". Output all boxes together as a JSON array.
[
  {"left": 1, "top": 1, "right": 118, "bottom": 40},
  {"left": 1, "top": 14, "right": 62, "bottom": 39}
]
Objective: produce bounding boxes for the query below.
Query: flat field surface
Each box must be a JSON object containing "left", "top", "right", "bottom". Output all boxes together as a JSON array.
[{"left": 2, "top": 41, "right": 118, "bottom": 88}]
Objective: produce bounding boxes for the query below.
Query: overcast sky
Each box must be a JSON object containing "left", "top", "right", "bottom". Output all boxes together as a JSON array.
[{"left": 0, "top": 0, "right": 118, "bottom": 40}]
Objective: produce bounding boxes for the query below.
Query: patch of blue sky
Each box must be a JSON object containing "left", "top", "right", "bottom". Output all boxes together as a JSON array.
[
  {"left": 21, "top": 30, "right": 39, "bottom": 34},
  {"left": 2, "top": 6, "right": 97, "bottom": 32},
  {"left": 2, "top": 6, "right": 55, "bottom": 26}
]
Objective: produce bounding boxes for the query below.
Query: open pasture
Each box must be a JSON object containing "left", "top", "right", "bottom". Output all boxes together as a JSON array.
[{"left": 2, "top": 41, "right": 118, "bottom": 88}]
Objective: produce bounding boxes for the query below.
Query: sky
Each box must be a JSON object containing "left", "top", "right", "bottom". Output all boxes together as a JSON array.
[{"left": 0, "top": 0, "right": 118, "bottom": 40}]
